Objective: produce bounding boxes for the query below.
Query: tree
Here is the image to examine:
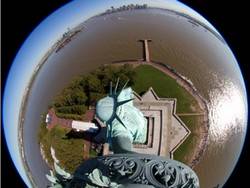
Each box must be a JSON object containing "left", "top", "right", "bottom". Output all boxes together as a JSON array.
[
  {"left": 52, "top": 64, "right": 136, "bottom": 116},
  {"left": 86, "top": 74, "right": 104, "bottom": 93},
  {"left": 89, "top": 92, "right": 106, "bottom": 106},
  {"left": 71, "top": 88, "right": 87, "bottom": 105}
]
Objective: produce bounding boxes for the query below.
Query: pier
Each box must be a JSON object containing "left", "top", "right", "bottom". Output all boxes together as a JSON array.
[{"left": 139, "top": 39, "right": 152, "bottom": 62}]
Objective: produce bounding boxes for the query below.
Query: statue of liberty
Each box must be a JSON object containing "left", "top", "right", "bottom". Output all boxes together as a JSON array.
[
  {"left": 95, "top": 78, "right": 147, "bottom": 153},
  {"left": 46, "top": 78, "right": 199, "bottom": 188}
]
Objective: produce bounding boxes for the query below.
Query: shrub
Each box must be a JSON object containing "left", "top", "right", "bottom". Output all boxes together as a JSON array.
[
  {"left": 56, "top": 113, "right": 83, "bottom": 120},
  {"left": 56, "top": 105, "right": 87, "bottom": 115}
]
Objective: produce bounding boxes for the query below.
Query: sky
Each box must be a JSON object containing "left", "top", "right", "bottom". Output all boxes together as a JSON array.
[{"left": 2, "top": 0, "right": 223, "bottom": 187}]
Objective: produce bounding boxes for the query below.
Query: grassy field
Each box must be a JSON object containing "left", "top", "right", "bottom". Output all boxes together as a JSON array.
[
  {"left": 173, "top": 116, "right": 201, "bottom": 164},
  {"left": 133, "top": 64, "right": 199, "bottom": 113},
  {"left": 132, "top": 64, "right": 202, "bottom": 164},
  {"left": 38, "top": 124, "right": 84, "bottom": 173}
]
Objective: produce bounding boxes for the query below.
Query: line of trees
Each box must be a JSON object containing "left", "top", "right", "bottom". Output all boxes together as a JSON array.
[{"left": 52, "top": 64, "right": 136, "bottom": 119}]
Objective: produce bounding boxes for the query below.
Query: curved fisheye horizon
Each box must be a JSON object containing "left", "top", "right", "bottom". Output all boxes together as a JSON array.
[{"left": 3, "top": 0, "right": 248, "bottom": 187}]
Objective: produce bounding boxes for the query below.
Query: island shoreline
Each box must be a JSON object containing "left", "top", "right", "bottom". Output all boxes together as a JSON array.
[
  {"left": 16, "top": 6, "right": 214, "bottom": 185},
  {"left": 111, "top": 60, "right": 209, "bottom": 168}
]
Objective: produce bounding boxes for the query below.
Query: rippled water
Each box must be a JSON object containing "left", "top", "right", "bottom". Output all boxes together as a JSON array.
[{"left": 22, "top": 9, "right": 247, "bottom": 187}]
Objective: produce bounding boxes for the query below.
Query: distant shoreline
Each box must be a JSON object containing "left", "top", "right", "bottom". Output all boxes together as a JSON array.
[{"left": 17, "top": 23, "right": 84, "bottom": 187}]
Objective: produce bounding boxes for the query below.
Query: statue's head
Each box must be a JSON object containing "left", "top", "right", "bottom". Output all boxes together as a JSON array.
[
  {"left": 95, "top": 78, "right": 132, "bottom": 127},
  {"left": 95, "top": 78, "right": 148, "bottom": 148},
  {"left": 96, "top": 96, "right": 115, "bottom": 122}
]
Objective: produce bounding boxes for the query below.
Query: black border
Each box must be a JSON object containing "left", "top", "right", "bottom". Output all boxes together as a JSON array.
[
  {"left": 180, "top": 2, "right": 249, "bottom": 187},
  {"left": 1, "top": 1, "right": 249, "bottom": 187},
  {"left": 1, "top": 1, "right": 70, "bottom": 187}
]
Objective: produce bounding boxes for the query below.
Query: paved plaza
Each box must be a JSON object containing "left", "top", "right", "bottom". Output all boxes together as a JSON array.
[{"left": 132, "top": 87, "right": 190, "bottom": 159}]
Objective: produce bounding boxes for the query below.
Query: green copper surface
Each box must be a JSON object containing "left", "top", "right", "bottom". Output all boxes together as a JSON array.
[
  {"left": 95, "top": 86, "right": 147, "bottom": 145},
  {"left": 112, "top": 87, "right": 147, "bottom": 144},
  {"left": 96, "top": 96, "right": 115, "bottom": 122}
]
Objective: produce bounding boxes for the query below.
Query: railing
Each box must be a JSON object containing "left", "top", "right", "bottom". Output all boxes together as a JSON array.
[{"left": 68, "top": 153, "right": 200, "bottom": 187}]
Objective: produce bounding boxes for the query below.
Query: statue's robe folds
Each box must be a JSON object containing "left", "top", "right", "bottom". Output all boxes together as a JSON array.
[{"left": 110, "top": 87, "right": 147, "bottom": 144}]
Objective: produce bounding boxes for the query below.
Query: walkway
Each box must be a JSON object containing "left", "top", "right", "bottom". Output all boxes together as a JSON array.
[
  {"left": 177, "top": 113, "right": 205, "bottom": 116},
  {"left": 46, "top": 108, "right": 95, "bottom": 130},
  {"left": 46, "top": 109, "right": 72, "bottom": 129}
]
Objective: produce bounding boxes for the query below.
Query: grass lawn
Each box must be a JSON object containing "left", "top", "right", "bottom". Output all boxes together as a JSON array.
[
  {"left": 173, "top": 116, "right": 201, "bottom": 164},
  {"left": 133, "top": 64, "right": 198, "bottom": 113},
  {"left": 38, "top": 124, "right": 84, "bottom": 173},
  {"left": 132, "top": 64, "right": 203, "bottom": 164}
]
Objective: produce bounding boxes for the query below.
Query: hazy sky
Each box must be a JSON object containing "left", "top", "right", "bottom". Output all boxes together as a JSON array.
[{"left": 2, "top": 0, "right": 221, "bottom": 186}]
